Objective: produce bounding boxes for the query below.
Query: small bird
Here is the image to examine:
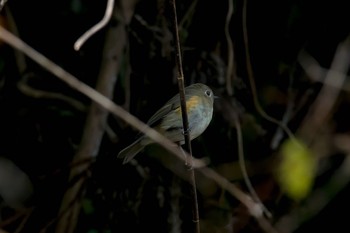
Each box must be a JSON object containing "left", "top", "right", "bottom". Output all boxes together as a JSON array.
[{"left": 118, "top": 83, "right": 215, "bottom": 164}]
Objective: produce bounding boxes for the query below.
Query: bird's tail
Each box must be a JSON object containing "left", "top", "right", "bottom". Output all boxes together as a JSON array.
[{"left": 117, "top": 138, "right": 144, "bottom": 164}]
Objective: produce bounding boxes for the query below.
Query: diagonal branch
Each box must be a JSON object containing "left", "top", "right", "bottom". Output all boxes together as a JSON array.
[{"left": 0, "top": 23, "right": 277, "bottom": 233}]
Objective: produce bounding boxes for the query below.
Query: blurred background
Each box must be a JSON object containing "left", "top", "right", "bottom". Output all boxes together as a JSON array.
[{"left": 1, "top": 0, "right": 350, "bottom": 232}]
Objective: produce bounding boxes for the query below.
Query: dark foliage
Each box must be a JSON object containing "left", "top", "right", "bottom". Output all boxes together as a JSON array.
[{"left": 0, "top": 0, "right": 350, "bottom": 232}]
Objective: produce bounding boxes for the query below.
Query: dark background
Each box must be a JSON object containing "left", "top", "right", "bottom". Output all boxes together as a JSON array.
[{"left": 1, "top": 0, "right": 350, "bottom": 232}]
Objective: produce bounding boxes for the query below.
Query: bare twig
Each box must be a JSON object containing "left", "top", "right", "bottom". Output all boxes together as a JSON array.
[
  {"left": 73, "top": 0, "right": 114, "bottom": 51},
  {"left": 298, "top": 51, "right": 350, "bottom": 91},
  {"left": 242, "top": 0, "right": 297, "bottom": 144},
  {"left": 298, "top": 37, "right": 350, "bottom": 144},
  {"left": 39, "top": 170, "right": 89, "bottom": 233},
  {"left": 270, "top": 87, "right": 295, "bottom": 149},
  {"left": 13, "top": 207, "right": 32, "bottom": 233},
  {"left": 0, "top": 0, "right": 8, "bottom": 12},
  {"left": 41, "top": 157, "right": 94, "bottom": 179},
  {"left": 4, "top": 6, "right": 27, "bottom": 73},
  {"left": 169, "top": 177, "right": 182, "bottom": 233},
  {"left": 178, "top": 0, "right": 198, "bottom": 30},
  {"left": 225, "top": 0, "right": 235, "bottom": 96},
  {"left": 233, "top": 104, "right": 272, "bottom": 218},
  {"left": 56, "top": 2, "right": 136, "bottom": 232},
  {"left": 170, "top": 0, "right": 200, "bottom": 232},
  {"left": 0, "top": 25, "right": 276, "bottom": 233},
  {"left": 170, "top": 1, "right": 192, "bottom": 168},
  {"left": 17, "top": 74, "right": 87, "bottom": 112},
  {"left": 199, "top": 167, "right": 264, "bottom": 218},
  {"left": 0, "top": 207, "right": 34, "bottom": 229},
  {"left": 200, "top": 167, "right": 277, "bottom": 233},
  {"left": 0, "top": 26, "right": 199, "bottom": 174}
]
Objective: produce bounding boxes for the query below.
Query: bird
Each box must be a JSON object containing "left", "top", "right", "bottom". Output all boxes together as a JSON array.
[{"left": 117, "top": 83, "right": 215, "bottom": 164}]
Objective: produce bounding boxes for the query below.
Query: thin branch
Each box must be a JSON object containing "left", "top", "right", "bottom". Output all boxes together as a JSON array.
[
  {"left": 171, "top": 0, "right": 191, "bottom": 155},
  {"left": 170, "top": 0, "right": 200, "bottom": 232},
  {"left": 0, "top": 0, "right": 8, "bottom": 12},
  {"left": 39, "top": 170, "right": 89, "bottom": 233},
  {"left": 41, "top": 157, "right": 94, "bottom": 179},
  {"left": 73, "top": 0, "right": 114, "bottom": 51},
  {"left": 0, "top": 24, "right": 197, "bottom": 167},
  {"left": 17, "top": 74, "right": 87, "bottom": 112},
  {"left": 0, "top": 207, "right": 34, "bottom": 229},
  {"left": 178, "top": 0, "right": 198, "bottom": 30},
  {"left": 215, "top": 97, "right": 274, "bottom": 223},
  {"left": 0, "top": 25, "right": 276, "bottom": 232},
  {"left": 270, "top": 85, "right": 295, "bottom": 149},
  {"left": 298, "top": 37, "right": 350, "bottom": 143},
  {"left": 242, "top": 0, "right": 297, "bottom": 144},
  {"left": 234, "top": 106, "right": 272, "bottom": 218},
  {"left": 169, "top": 177, "right": 182, "bottom": 233},
  {"left": 200, "top": 165, "right": 279, "bottom": 233},
  {"left": 225, "top": 0, "right": 234, "bottom": 96},
  {"left": 298, "top": 50, "right": 350, "bottom": 92},
  {"left": 13, "top": 208, "right": 32, "bottom": 233},
  {"left": 4, "top": 6, "right": 27, "bottom": 73},
  {"left": 56, "top": 2, "right": 133, "bottom": 232}
]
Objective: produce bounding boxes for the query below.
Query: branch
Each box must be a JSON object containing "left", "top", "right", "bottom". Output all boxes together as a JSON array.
[
  {"left": 170, "top": 1, "right": 200, "bottom": 232},
  {"left": 224, "top": 0, "right": 235, "bottom": 96},
  {"left": 242, "top": 0, "right": 297, "bottom": 144},
  {"left": 0, "top": 0, "right": 8, "bottom": 12},
  {"left": 73, "top": 0, "right": 114, "bottom": 50},
  {"left": 0, "top": 25, "right": 276, "bottom": 233},
  {"left": 233, "top": 104, "right": 272, "bottom": 218},
  {"left": 298, "top": 51, "right": 350, "bottom": 90},
  {"left": 0, "top": 25, "right": 199, "bottom": 174},
  {"left": 17, "top": 74, "right": 87, "bottom": 112},
  {"left": 55, "top": 2, "right": 138, "bottom": 232},
  {"left": 298, "top": 37, "right": 350, "bottom": 143}
]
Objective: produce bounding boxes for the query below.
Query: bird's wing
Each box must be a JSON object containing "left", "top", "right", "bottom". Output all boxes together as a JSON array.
[
  {"left": 147, "top": 96, "right": 179, "bottom": 126},
  {"left": 146, "top": 92, "right": 195, "bottom": 127}
]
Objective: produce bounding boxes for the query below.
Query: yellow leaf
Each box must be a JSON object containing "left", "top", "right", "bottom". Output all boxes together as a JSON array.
[{"left": 277, "top": 139, "right": 316, "bottom": 201}]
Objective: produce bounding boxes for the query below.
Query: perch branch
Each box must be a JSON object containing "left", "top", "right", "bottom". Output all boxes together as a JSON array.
[{"left": 170, "top": 0, "right": 200, "bottom": 232}]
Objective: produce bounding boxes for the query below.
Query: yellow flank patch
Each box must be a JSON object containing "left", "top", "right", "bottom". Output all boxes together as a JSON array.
[{"left": 175, "top": 96, "right": 200, "bottom": 114}]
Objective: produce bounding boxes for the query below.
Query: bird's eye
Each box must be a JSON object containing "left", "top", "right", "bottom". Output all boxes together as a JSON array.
[{"left": 205, "top": 90, "right": 212, "bottom": 97}]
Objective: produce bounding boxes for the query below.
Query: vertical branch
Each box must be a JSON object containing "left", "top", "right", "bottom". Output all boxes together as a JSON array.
[
  {"left": 170, "top": 0, "right": 200, "bottom": 232},
  {"left": 170, "top": 0, "right": 191, "bottom": 152},
  {"left": 225, "top": 0, "right": 234, "bottom": 96},
  {"left": 233, "top": 107, "right": 272, "bottom": 218},
  {"left": 55, "top": 2, "right": 137, "bottom": 233},
  {"left": 74, "top": 0, "right": 115, "bottom": 51},
  {"left": 242, "top": 0, "right": 296, "bottom": 142}
]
